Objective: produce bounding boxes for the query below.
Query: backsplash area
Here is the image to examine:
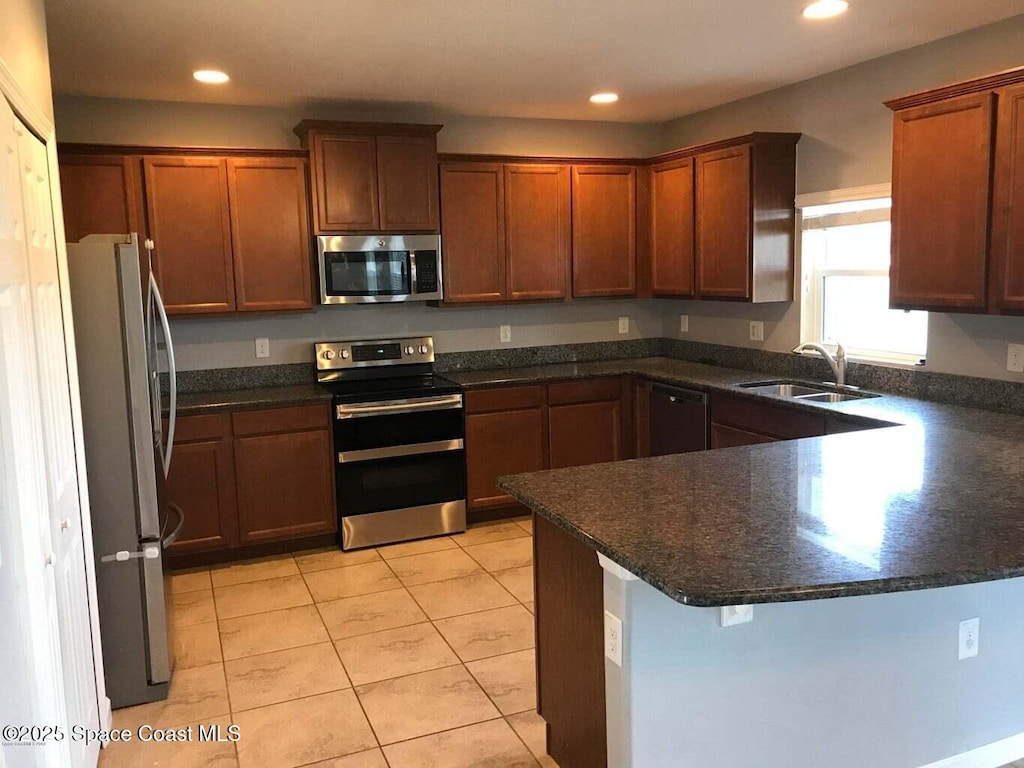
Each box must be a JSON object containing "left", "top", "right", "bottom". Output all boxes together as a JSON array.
[{"left": 170, "top": 337, "right": 1024, "bottom": 415}]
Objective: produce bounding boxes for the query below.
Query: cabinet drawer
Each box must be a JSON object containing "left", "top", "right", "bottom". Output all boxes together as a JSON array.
[
  {"left": 465, "top": 385, "right": 546, "bottom": 414},
  {"left": 173, "top": 412, "right": 231, "bottom": 442},
  {"left": 231, "top": 403, "right": 330, "bottom": 436},
  {"left": 710, "top": 423, "right": 777, "bottom": 449},
  {"left": 711, "top": 394, "right": 824, "bottom": 440},
  {"left": 547, "top": 378, "right": 621, "bottom": 406}
]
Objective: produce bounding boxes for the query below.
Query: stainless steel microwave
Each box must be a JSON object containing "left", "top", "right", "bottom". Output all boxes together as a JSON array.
[{"left": 317, "top": 234, "right": 443, "bottom": 304}]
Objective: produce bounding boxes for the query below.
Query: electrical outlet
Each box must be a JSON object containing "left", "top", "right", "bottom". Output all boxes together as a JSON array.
[
  {"left": 720, "top": 605, "right": 754, "bottom": 627},
  {"left": 959, "top": 618, "right": 980, "bottom": 660},
  {"left": 749, "top": 321, "right": 764, "bottom": 342},
  {"left": 1008, "top": 344, "right": 1024, "bottom": 373},
  {"left": 604, "top": 610, "right": 623, "bottom": 666},
  {"left": 499, "top": 325, "right": 512, "bottom": 343},
  {"left": 254, "top": 338, "right": 270, "bottom": 359},
  {"left": 679, "top": 314, "right": 689, "bottom": 333},
  {"left": 618, "top": 316, "right": 629, "bottom": 335}
]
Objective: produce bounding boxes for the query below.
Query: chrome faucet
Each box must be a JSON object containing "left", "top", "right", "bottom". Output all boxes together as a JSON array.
[{"left": 793, "top": 342, "right": 847, "bottom": 388}]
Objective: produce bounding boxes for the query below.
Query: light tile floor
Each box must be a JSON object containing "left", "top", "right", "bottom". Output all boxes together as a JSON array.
[{"left": 99, "top": 517, "right": 558, "bottom": 768}]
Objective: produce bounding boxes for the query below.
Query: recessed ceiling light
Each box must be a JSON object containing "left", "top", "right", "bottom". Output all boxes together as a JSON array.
[
  {"left": 193, "top": 69, "right": 230, "bottom": 84},
  {"left": 803, "top": 0, "right": 849, "bottom": 19},
  {"left": 590, "top": 92, "right": 619, "bottom": 104}
]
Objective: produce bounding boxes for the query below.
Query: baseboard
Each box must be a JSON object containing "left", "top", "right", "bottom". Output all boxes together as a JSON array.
[{"left": 919, "top": 732, "right": 1024, "bottom": 768}]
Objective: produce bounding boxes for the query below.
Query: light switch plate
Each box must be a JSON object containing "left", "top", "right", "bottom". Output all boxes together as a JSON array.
[
  {"left": 618, "top": 316, "right": 629, "bottom": 335},
  {"left": 720, "top": 605, "right": 754, "bottom": 627},
  {"left": 604, "top": 610, "right": 623, "bottom": 666},
  {"left": 1008, "top": 344, "right": 1024, "bottom": 373},
  {"left": 499, "top": 325, "right": 512, "bottom": 343},
  {"left": 254, "top": 338, "right": 270, "bottom": 359},
  {"left": 679, "top": 314, "right": 689, "bottom": 333},
  {"left": 749, "top": 321, "right": 764, "bottom": 342}
]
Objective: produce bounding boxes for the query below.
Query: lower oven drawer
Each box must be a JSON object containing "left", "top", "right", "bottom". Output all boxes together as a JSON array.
[{"left": 336, "top": 449, "right": 466, "bottom": 517}]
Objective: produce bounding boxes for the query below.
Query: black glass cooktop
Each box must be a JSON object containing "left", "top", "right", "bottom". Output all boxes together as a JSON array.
[{"left": 319, "top": 374, "right": 462, "bottom": 404}]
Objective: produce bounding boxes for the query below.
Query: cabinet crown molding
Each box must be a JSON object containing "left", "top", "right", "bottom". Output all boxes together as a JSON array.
[{"left": 885, "top": 66, "right": 1024, "bottom": 111}]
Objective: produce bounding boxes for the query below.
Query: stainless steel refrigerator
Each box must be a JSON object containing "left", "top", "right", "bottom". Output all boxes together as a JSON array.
[{"left": 67, "top": 233, "right": 183, "bottom": 708}]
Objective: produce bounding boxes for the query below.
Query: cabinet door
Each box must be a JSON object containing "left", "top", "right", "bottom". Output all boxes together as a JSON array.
[
  {"left": 377, "top": 135, "right": 439, "bottom": 231},
  {"left": 440, "top": 162, "right": 506, "bottom": 303},
  {"left": 57, "top": 154, "right": 143, "bottom": 243},
  {"left": 571, "top": 165, "right": 636, "bottom": 297},
  {"left": 547, "top": 379, "right": 626, "bottom": 469},
  {"left": 164, "top": 414, "right": 237, "bottom": 554},
  {"left": 505, "top": 164, "right": 570, "bottom": 301},
  {"left": 991, "top": 84, "right": 1024, "bottom": 313},
  {"left": 890, "top": 94, "right": 994, "bottom": 311},
  {"left": 311, "top": 134, "right": 379, "bottom": 232},
  {"left": 143, "top": 156, "right": 235, "bottom": 314},
  {"left": 710, "top": 423, "right": 776, "bottom": 449},
  {"left": 233, "top": 406, "right": 336, "bottom": 543},
  {"left": 651, "top": 158, "right": 695, "bottom": 297},
  {"left": 465, "top": 406, "right": 547, "bottom": 510},
  {"left": 226, "top": 158, "right": 313, "bottom": 312},
  {"left": 696, "top": 145, "right": 751, "bottom": 299}
]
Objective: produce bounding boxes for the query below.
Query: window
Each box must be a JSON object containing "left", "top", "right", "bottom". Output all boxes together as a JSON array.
[{"left": 800, "top": 193, "right": 927, "bottom": 365}]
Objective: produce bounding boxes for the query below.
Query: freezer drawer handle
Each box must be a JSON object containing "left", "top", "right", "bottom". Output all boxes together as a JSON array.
[
  {"left": 337, "top": 438, "right": 464, "bottom": 464},
  {"left": 101, "top": 545, "right": 160, "bottom": 563}
]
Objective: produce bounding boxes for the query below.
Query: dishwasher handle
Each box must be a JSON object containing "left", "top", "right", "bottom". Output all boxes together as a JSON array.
[{"left": 651, "top": 384, "right": 708, "bottom": 405}]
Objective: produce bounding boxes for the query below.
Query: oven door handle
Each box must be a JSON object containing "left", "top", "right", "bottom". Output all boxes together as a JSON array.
[
  {"left": 336, "top": 395, "right": 463, "bottom": 419},
  {"left": 337, "top": 438, "right": 464, "bottom": 464}
]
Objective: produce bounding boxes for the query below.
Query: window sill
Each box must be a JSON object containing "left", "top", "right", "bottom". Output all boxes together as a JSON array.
[{"left": 845, "top": 353, "right": 925, "bottom": 370}]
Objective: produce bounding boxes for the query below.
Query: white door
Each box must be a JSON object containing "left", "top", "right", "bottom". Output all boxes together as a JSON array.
[{"left": 15, "top": 114, "right": 100, "bottom": 767}]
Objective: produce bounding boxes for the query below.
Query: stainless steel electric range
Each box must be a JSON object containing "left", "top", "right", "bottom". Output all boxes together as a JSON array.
[{"left": 315, "top": 336, "right": 466, "bottom": 550}]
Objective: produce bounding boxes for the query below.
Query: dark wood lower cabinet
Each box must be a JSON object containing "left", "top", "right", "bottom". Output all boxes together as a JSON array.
[
  {"left": 710, "top": 422, "right": 776, "bottom": 448},
  {"left": 534, "top": 514, "right": 607, "bottom": 768},
  {"left": 232, "top": 405, "right": 336, "bottom": 543},
  {"left": 166, "top": 403, "right": 336, "bottom": 564},
  {"left": 165, "top": 414, "right": 237, "bottom": 554},
  {"left": 464, "top": 386, "right": 547, "bottom": 516},
  {"left": 547, "top": 378, "right": 629, "bottom": 469}
]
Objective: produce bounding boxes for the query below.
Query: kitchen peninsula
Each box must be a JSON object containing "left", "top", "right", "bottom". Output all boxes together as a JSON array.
[{"left": 493, "top": 362, "right": 1024, "bottom": 768}]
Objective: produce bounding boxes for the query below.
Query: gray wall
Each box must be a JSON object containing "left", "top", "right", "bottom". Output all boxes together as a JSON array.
[
  {"left": 608, "top": 573, "right": 1024, "bottom": 768},
  {"left": 660, "top": 16, "right": 1024, "bottom": 383}
]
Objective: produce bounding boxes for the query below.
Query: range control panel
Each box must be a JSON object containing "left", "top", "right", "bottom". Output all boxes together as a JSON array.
[{"left": 315, "top": 336, "right": 435, "bottom": 374}]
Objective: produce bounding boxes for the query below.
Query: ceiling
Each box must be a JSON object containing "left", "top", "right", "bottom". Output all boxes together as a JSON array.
[{"left": 44, "top": 0, "right": 1024, "bottom": 123}]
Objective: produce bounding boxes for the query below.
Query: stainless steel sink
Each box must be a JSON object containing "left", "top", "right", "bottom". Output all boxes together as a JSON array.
[{"left": 736, "top": 380, "right": 879, "bottom": 402}]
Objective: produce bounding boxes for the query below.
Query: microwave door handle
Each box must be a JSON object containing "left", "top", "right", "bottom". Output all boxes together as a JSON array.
[
  {"left": 408, "top": 251, "right": 417, "bottom": 296},
  {"left": 150, "top": 273, "right": 176, "bottom": 477}
]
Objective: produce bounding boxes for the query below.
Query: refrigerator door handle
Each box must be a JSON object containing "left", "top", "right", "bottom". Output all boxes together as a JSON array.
[
  {"left": 149, "top": 272, "right": 176, "bottom": 477},
  {"left": 161, "top": 503, "right": 185, "bottom": 549}
]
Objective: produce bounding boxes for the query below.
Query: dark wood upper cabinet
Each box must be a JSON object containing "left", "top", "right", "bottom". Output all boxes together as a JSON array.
[
  {"left": 547, "top": 378, "right": 628, "bottom": 469},
  {"left": 651, "top": 157, "right": 695, "bottom": 297},
  {"left": 991, "top": 82, "right": 1024, "bottom": 314},
  {"left": 439, "top": 162, "right": 506, "bottom": 303},
  {"left": 295, "top": 121, "right": 442, "bottom": 234},
  {"left": 504, "top": 164, "right": 571, "bottom": 301},
  {"left": 226, "top": 157, "right": 313, "bottom": 312},
  {"left": 571, "top": 165, "right": 637, "bottom": 297},
  {"left": 464, "top": 385, "right": 548, "bottom": 512},
  {"left": 143, "top": 156, "right": 235, "bottom": 314},
  {"left": 311, "top": 134, "right": 379, "bottom": 232},
  {"left": 57, "top": 154, "right": 144, "bottom": 243},
  {"left": 693, "top": 136, "right": 797, "bottom": 303},
  {"left": 696, "top": 146, "right": 751, "bottom": 299},
  {"left": 377, "top": 135, "right": 439, "bottom": 231},
  {"left": 889, "top": 94, "right": 994, "bottom": 311},
  {"left": 232, "top": 404, "right": 336, "bottom": 544},
  {"left": 164, "top": 414, "right": 238, "bottom": 554}
]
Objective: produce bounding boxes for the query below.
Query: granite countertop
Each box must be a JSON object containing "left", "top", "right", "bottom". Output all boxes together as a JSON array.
[
  {"left": 488, "top": 358, "right": 1024, "bottom": 607},
  {"left": 174, "top": 384, "right": 332, "bottom": 415}
]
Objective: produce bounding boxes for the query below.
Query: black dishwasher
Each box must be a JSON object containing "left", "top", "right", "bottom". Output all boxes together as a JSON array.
[{"left": 649, "top": 384, "right": 709, "bottom": 455}]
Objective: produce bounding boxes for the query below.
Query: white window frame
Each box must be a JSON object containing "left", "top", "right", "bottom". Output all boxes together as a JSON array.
[{"left": 797, "top": 185, "right": 926, "bottom": 368}]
